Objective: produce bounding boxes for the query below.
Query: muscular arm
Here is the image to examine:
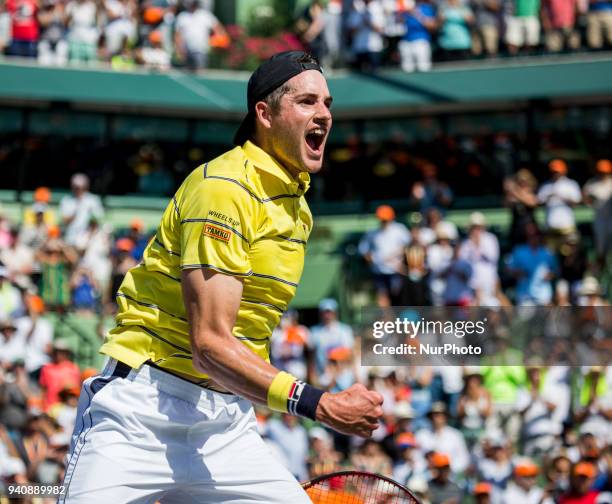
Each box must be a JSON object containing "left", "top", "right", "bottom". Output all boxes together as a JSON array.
[
  {"left": 182, "top": 267, "right": 280, "bottom": 404},
  {"left": 182, "top": 268, "right": 384, "bottom": 437}
]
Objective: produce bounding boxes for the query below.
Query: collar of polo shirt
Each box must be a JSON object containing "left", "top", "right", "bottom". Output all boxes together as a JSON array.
[{"left": 242, "top": 140, "right": 311, "bottom": 196}]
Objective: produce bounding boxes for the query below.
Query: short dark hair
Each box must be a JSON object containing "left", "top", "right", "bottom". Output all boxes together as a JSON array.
[{"left": 263, "top": 83, "right": 293, "bottom": 113}]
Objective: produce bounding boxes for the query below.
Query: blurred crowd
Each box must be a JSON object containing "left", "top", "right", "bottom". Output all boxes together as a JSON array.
[
  {"left": 0, "top": 157, "right": 609, "bottom": 502},
  {"left": 1, "top": 0, "right": 611, "bottom": 74},
  {"left": 357, "top": 157, "right": 612, "bottom": 309}
]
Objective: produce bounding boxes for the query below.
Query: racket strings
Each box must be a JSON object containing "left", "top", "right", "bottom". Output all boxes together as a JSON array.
[{"left": 305, "top": 473, "right": 419, "bottom": 504}]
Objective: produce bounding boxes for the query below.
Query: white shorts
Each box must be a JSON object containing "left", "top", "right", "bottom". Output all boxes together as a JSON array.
[
  {"left": 60, "top": 359, "right": 311, "bottom": 503},
  {"left": 505, "top": 15, "right": 540, "bottom": 47}
]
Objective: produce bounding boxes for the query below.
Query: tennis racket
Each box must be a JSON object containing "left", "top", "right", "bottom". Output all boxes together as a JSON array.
[{"left": 302, "top": 470, "right": 421, "bottom": 504}]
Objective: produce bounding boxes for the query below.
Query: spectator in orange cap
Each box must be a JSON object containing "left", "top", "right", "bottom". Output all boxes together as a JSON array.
[
  {"left": 136, "top": 30, "right": 171, "bottom": 71},
  {"left": 583, "top": 159, "right": 612, "bottom": 261},
  {"left": 537, "top": 159, "right": 582, "bottom": 252},
  {"left": 126, "top": 217, "right": 149, "bottom": 261},
  {"left": 501, "top": 459, "right": 545, "bottom": 504},
  {"left": 319, "top": 345, "right": 357, "bottom": 393},
  {"left": 111, "top": 237, "right": 137, "bottom": 297},
  {"left": 558, "top": 462, "right": 600, "bottom": 504},
  {"left": 393, "top": 432, "right": 428, "bottom": 486},
  {"left": 23, "top": 186, "right": 57, "bottom": 229},
  {"left": 428, "top": 452, "right": 462, "bottom": 504},
  {"left": 474, "top": 482, "right": 492, "bottom": 504},
  {"left": 358, "top": 205, "right": 410, "bottom": 307}
]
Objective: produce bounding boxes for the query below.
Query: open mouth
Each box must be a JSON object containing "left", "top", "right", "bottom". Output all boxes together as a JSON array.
[{"left": 305, "top": 128, "right": 326, "bottom": 155}]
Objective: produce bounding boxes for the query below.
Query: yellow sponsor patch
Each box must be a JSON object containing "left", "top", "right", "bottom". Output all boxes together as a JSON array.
[{"left": 203, "top": 223, "right": 231, "bottom": 243}]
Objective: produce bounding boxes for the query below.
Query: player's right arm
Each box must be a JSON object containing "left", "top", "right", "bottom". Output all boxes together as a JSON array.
[{"left": 182, "top": 267, "right": 384, "bottom": 438}]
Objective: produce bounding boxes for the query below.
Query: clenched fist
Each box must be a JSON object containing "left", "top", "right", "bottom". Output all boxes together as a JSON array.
[{"left": 315, "top": 383, "right": 384, "bottom": 438}]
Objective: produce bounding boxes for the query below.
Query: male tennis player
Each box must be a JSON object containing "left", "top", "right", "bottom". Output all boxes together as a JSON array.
[{"left": 59, "top": 51, "right": 384, "bottom": 503}]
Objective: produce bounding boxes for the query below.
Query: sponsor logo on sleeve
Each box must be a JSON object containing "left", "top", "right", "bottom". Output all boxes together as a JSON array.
[{"left": 203, "top": 224, "right": 231, "bottom": 243}]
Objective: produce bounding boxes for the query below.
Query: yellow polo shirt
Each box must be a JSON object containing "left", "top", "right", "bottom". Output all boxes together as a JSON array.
[{"left": 100, "top": 141, "right": 313, "bottom": 380}]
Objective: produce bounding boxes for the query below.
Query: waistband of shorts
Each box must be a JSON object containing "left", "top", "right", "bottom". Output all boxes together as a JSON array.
[{"left": 101, "top": 358, "right": 244, "bottom": 409}]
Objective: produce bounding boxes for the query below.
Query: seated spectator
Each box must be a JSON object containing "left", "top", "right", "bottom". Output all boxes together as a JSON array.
[
  {"left": 406, "top": 477, "right": 431, "bottom": 504},
  {"left": 39, "top": 340, "right": 80, "bottom": 411},
  {"left": 111, "top": 237, "right": 138, "bottom": 296},
  {"left": 0, "top": 227, "right": 34, "bottom": 290},
  {"left": 475, "top": 432, "right": 514, "bottom": 497},
  {"left": 416, "top": 402, "right": 470, "bottom": 475},
  {"left": 65, "top": 0, "right": 99, "bottom": 64},
  {"left": 427, "top": 224, "right": 455, "bottom": 306},
  {"left": 537, "top": 159, "right": 582, "bottom": 251},
  {"left": 266, "top": 414, "right": 309, "bottom": 481},
  {"left": 558, "top": 462, "right": 601, "bottom": 504},
  {"left": 70, "top": 266, "right": 99, "bottom": 311},
  {"left": 347, "top": 0, "right": 385, "bottom": 71},
  {"left": 136, "top": 30, "right": 171, "bottom": 71},
  {"left": 473, "top": 482, "right": 493, "bottom": 504},
  {"left": 401, "top": 219, "right": 430, "bottom": 306},
  {"left": 0, "top": 359, "right": 30, "bottom": 432},
  {"left": 505, "top": 0, "right": 542, "bottom": 54},
  {"left": 75, "top": 217, "right": 112, "bottom": 298},
  {"left": 586, "top": 0, "right": 612, "bottom": 49},
  {"left": 47, "top": 385, "right": 79, "bottom": 446},
  {"left": 427, "top": 452, "right": 463, "bottom": 504},
  {"left": 437, "top": 0, "right": 474, "bottom": 60},
  {"left": 22, "top": 187, "right": 56, "bottom": 228},
  {"left": 471, "top": 0, "right": 502, "bottom": 56},
  {"left": 542, "top": 0, "right": 581, "bottom": 52},
  {"left": 507, "top": 223, "right": 558, "bottom": 306},
  {"left": 583, "top": 159, "right": 612, "bottom": 262},
  {"left": 457, "top": 369, "right": 492, "bottom": 448},
  {"left": 15, "top": 296, "right": 53, "bottom": 380},
  {"left": 515, "top": 366, "right": 564, "bottom": 457},
  {"left": 60, "top": 173, "right": 104, "bottom": 247},
  {"left": 0, "top": 267, "right": 23, "bottom": 319},
  {"left": 307, "top": 298, "right": 354, "bottom": 385},
  {"left": 307, "top": 427, "right": 342, "bottom": 478},
  {"left": 405, "top": 367, "right": 434, "bottom": 431},
  {"left": 0, "top": 2, "right": 10, "bottom": 54},
  {"left": 350, "top": 439, "right": 393, "bottom": 476},
  {"left": 295, "top": 0, "right": 327, "bottom": 63},
  {"left": 573, "top": 367, "right": 612, "bottom": 445},
  {"left": 443, "top": 244, "right": 474, "bottom": 306},
  {"left": 103, "top": 0, "right": 136, "bottom": 57},
  {"left": 410, "top": 163, "right": 453, "bottom": 213},
  {"left": 174, "top": 0, "right": 227, "bottom": 71},
  {"left": 504, "top": 168, "right": 538, "bottom": 245},
  {"left": 110, "top": 36, "right": 136, "bottom": 70},
  {"left": 502, "top": 459, "right": 548, "bottom": 504},
  {"left": 544, "top": 454, "right": 573, "bottom": 502},
  {"left": 358, "top": 205, "right": 411, "bottom": 307},
  {"left": 37, "top": 0, "right": 68, "bottom": 66},
  {"left": 20, "top": 204, "right": 53, "bottom": 261},
  {"left": 393, "top": 432, "right": 429, "bottom": 485},
  {"left": 558, "top": 233, "right": 588, "bottom": 297},
  {"left": 36, "top": 226, "right": 78, "bottom": 312},
  {"left": 0, "top": 423, "right": 28, "bottom": 486},
  {"left": 271, "top": 309, "right": 310, "bottom": 381},
  {"left": 459, "top": 212, "right": 500, "bottom": 306},
  {"left": 6, "top": 0, "right": 39, "bottom": 58},
  {"left": 420, "top": 207, "right": 459, "bottom": 246},
  {"left": 319, "top": 346, "right": 356, "bottom": 393},
  {"left": 398, "top": 0, "right": 437, "bottom": 73}
]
